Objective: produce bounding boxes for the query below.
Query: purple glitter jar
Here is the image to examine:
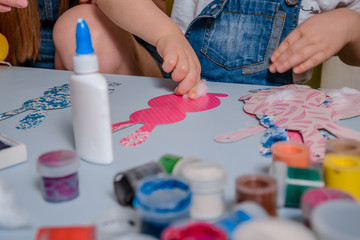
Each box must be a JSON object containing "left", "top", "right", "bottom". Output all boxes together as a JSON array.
[{"left": 37, "top": 150, "right": 80, "bottom": 202}]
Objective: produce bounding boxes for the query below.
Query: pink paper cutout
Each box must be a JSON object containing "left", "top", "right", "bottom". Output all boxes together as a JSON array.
[
  {"left": 113, "top": 93, "right": 228, "bottom": 147},
  {"left": 215, "top": 84, "right": 360, "bottom": 164},
  {"left": 215, "top": 125, "right": 267, "bottom": 142},
  {"left": 324, "top": 87, "right": 360, "bottom": 120},
  {"left": 287, "top": 130, "right": 303, "bottom": 143}
]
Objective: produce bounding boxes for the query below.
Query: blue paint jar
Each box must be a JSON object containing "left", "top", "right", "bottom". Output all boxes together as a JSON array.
[
  {"left": 133, "top": 175, "right": 191, "bottom": 238},
  {"left": 113, "top": 162, "right": 165, "bottom": 207}
]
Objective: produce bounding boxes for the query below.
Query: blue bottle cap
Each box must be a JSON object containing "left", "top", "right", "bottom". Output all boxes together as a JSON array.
[{"left": 75, "top": 18, "right": 94, "bottom": 55}]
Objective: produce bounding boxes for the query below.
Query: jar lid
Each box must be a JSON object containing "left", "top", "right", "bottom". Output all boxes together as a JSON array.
[
  {"left": 234, "top": 218, "right": 316, "bottom": 240},
  {"left": 236, "top": 174, "right": 277, "bottom": 196},
  {"left": 133, "top": 175, "right": 191, "bottom": 220},
  {"left": 172, "top": 156, "right": 202, "bottom": 176},
  {"left": 182, "top": 162, "right": 226, "bottom": 193},
  {"left": 301, "top": 187, "right": 355, "bottom": 224},
  {"left": 271, "top": 141, "right": 310, "bottom": 168},
  {"left": 37, "top": 150, "right": 80, "bottom": 177},
  {"left": 326, "top": 139, "right": 360, "bottom": 156},
  {"left": 93, "top": 207, "right": 139, "bottom": 240},
  {"left": 311, "top": 200, "right": 360, "bottom": 240}
]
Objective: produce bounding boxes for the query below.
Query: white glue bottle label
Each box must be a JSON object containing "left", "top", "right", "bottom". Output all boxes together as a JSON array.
[{"left": 69, "top": 18, "right": 113, "bottom": 164}]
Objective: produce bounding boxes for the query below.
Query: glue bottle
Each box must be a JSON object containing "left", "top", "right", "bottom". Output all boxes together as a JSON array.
[{"left": 69, "top": 18, "right": 113, "bottom": 164}]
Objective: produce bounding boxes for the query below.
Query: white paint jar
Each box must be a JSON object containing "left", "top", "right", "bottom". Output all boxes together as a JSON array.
[{"left": 182, "top": 161, "right": 227, "bottom": 220}]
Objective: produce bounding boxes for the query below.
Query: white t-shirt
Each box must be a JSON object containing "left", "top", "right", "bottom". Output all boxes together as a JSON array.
[{"left": 170, "top": 0, "right": 360, "bottom": 83}]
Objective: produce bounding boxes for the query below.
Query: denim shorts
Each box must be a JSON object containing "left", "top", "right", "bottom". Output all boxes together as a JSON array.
[{"left": 185, "top": 0, "right": 302, "bottom": 85}]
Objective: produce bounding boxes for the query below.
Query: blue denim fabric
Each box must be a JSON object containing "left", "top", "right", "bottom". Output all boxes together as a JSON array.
[
  {"left": 185, "top": 0, "right": 302, "bottom": 85},
  {"left": 21, "top": 0, "right": 72, "bottom": 69}
]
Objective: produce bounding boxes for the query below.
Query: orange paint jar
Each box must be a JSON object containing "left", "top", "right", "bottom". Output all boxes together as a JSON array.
[{"left": 271, "top": 141, "right": 310, "bottom": 168}]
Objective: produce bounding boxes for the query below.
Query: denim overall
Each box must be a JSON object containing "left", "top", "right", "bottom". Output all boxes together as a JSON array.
[
  {"left": 22, "top": 0, "right": 74, "bottom": 69},
  {"left": 185, "top": 0, "right": 302, "bottom": 85}
]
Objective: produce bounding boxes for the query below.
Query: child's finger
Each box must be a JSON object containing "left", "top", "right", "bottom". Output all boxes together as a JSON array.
[
  {"left": 162, "top": 51, "right": 178, "bottom": 73},
  {"left": 293, "top": 51, "right": 327, "bottom": 74},
  {"left": 0, "top": 4, "right": 11, "bottom": 11},
  {"left": 271, "top": 28, "right": 301, "bottom": 62},
  {"left": 174, "top": 63, "right": 199, "bottom": 96},
  {"left": 171, "top": 53, "right": 190, "bottom": 82},
  {"left": 272, "top": 40, "right": 313, "bottom": 73},
  {"left": 0, "top": 0, "right": 27, "bottom": 8},
  {"left": 187, "top": 85, "right": 199, "bottom": 99}
]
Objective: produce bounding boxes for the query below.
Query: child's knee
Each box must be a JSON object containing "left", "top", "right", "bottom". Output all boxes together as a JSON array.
[{"left": 53, "top": 4, "right": 103, "bottom": 70}]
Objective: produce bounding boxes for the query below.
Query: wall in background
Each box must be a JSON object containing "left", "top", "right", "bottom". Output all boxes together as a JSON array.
[{"left": 321, "top": 57, "right": 360, "bottom": 90}]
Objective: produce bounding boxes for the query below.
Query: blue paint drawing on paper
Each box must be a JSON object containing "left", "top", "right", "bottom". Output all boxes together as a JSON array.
[
  {"left": 258, "top": 115, "right": 287, "bottom": 157},
  {"left": 0, "top": 82, "right": 120, "bottom": 130}
]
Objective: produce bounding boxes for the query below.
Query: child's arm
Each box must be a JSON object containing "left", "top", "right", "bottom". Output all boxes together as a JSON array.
[
  {"left": 269, "top": 8, "right": 360, "bottom": 74},
  {"left": 0, "top": 0, "right": 28, "bottom": 12},
  {"left": 95, "top": 0, "right": 201, "bottom": 99}
]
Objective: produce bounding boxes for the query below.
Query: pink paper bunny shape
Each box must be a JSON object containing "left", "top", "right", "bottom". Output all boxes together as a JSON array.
[
  {"left": 217, "top": 85, "right": 360, "bottom": 163},
  {"left": 113, "top": 93, "right": 228, "bottom": 147}
]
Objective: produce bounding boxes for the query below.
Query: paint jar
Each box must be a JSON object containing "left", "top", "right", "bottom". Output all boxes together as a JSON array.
[
  {"left": 326, "top": 139, "right": 360, "bottom": 156},
  {"left": 215, "top": 201, "right": 268, "bottom": 239},
  {"left": 233, "top": 218, "right": 317, "bottom": 240},
  {"left": 113, "top": 162, "right": 165, "bottom": 207},
  {"left": 158, "top": 154, "right": 202, "bottom": 176},
  {"left": 311, "top": 200, "right": 360, "bottom": 240},
  {"left": 235, "top": 174, "right": 277, "bottom": 216},
  {"left": 37, "top": 150, "right": 80, "bottom": 202},
  {"left": 93, "top": 207, "right": 139, "bottom": 240},
  {"left": 133, "top": 175, "right": 191, "bottom": 238},
  {"left": 269, "top": 161, "right": 324, "bottom": 208},
  {"left": 182, "top": 161, "right": 227, "bottom": 220},
  {"left": 301, "top": 187, "right": 355, "bottom": 226},
  {"left": 271, "top": 141, "right": 310, "bottom": 168},
  {"left": 323, "top": 153, "right": 360, "bottom": 199},
  {"left": 161, "top": 221, "right": 228, "bottom": 240}
]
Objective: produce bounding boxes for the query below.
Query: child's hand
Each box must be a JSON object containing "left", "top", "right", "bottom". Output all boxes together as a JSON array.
[
  {"left": 269, "top": 8, "right": 360, "bottom": 74},
  {"left": 0, "top": 0, "right": 27, "bottom": 12},
  {"left": 156, "top": 32, "right": 201, "bottom": 99}
]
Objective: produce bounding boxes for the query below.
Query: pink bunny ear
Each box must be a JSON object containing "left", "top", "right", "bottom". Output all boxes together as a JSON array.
[
  {"left": 215, "top": 125, "right": 266, "bottom": 142},
  {"left": 239, "top": 93, "right": 253, "bottom": 101},
  {"left": 112, "top": 120, "right": 136, "bottom": 132},
  {"left": 120, "top": 123, "right": 156, "bottom": 147}
]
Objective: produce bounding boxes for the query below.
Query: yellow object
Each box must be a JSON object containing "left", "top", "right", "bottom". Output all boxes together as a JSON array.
[
  {"left": 166, "top": 0, "right": 174, "bottom": 16},
  {"left": 0, "top": 33, "right": 9, "bottom": 61},
  {"left": 324, "top": 153, "right": 360, "bottom": 200}
]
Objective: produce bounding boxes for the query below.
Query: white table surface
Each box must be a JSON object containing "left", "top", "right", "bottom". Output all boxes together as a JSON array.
[{"left": 0, "top": 66, "right": 359, "bottom": 239}]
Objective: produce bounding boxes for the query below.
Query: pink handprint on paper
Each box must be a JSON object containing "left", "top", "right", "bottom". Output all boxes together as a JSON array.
[{"left": 113, "top": 93, "right": 228, "bottom": 147}]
